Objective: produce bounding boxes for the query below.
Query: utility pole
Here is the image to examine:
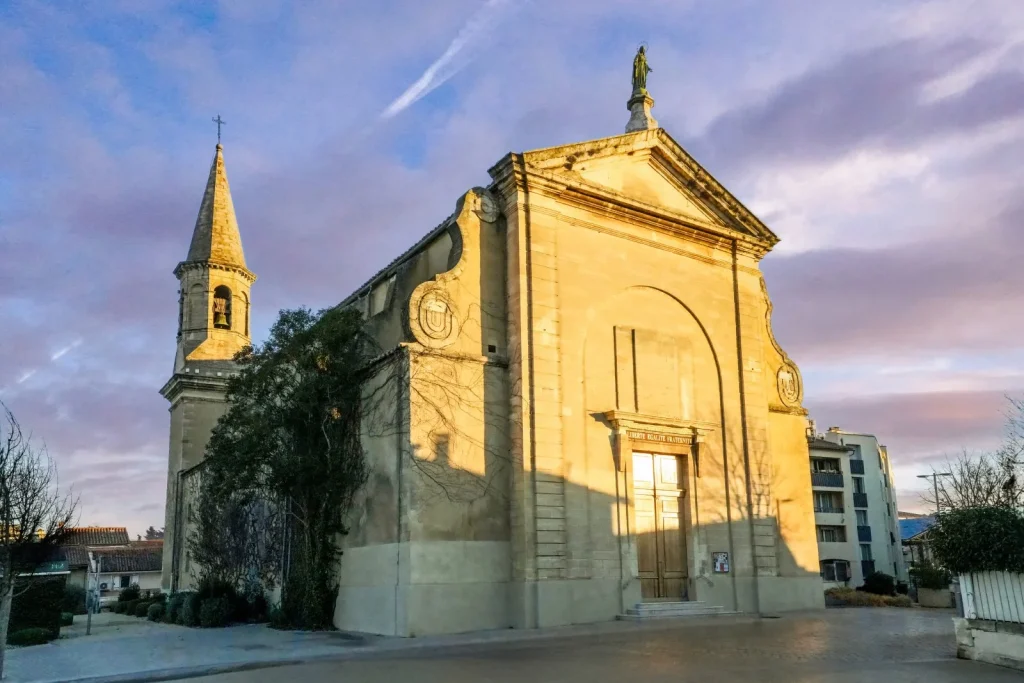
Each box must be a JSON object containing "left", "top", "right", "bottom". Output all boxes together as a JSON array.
[
  {"left": 917, "top": 471, "right": 952, "bottom": 514},
  {"left": 85, "top": 553, "right": 101, "bottom": 636}
]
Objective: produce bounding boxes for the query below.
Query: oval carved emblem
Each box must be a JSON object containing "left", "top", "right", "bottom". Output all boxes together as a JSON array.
[
  {"left": 419, "top": 292, "right": 453, "bottom": 340},
  {"left": 777, "top": 363, "right": 801, "bottom": 406}
]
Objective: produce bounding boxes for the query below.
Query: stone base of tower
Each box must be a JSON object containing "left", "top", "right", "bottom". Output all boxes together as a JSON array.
[{"left": 160, "top": 364, "right": 234, "bottom": 593}]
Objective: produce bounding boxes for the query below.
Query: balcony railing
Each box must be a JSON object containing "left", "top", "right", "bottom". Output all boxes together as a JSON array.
[
  {"left": 814, "top": 505, "right": 844, "bottom": 514},
  {"left": 861, "top": 560, "right": 876, "bottom": 576},
  {"left": 853, "top": 492, "right": 869, "bottom": 508},
  {"left": 811, "top": 472, "right": 844, "bottom": 488},
  {"left": 849, "top": 460, "right": 865, "bottom": 475},
  {"left": 857, "top": 525, "right": 872, "bottom": 542}
]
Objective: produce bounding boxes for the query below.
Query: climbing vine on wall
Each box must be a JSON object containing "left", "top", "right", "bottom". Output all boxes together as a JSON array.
[{"left": 189, "top": 306, "right": 375, "bottom": 630}]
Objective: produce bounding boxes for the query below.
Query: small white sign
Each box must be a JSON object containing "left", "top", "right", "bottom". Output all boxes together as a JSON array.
[{"left": 712, "top": 551, "right": 730, "bottom": 573}]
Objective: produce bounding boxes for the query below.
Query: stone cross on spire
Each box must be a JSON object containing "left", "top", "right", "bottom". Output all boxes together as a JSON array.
[{"left": 625, "top": 45, "right": 659, "bottom": 133}]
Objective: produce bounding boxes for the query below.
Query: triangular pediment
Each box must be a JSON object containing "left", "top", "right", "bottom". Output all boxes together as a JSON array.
[{"left": 516, "top": 129, "right": 778, "bottom": 246}]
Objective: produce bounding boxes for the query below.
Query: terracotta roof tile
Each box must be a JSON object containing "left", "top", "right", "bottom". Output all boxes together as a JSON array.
[
  {"left": 92, "top": 547, "right": 163, "bottom": 573},
  {"left": 62, "top": 527, "right": 131, "bottom": 547}
]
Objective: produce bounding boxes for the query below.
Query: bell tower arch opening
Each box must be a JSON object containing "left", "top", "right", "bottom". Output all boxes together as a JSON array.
[{"left": 213, "top": 285, "right": 232, "bottom": 330}]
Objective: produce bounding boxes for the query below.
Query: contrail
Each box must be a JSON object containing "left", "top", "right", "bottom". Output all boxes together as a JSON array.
[{"left": 381, "top": 0, "right": 516, "bottom": 120}]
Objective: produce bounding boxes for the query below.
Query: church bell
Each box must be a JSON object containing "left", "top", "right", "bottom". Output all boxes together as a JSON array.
[{"left": 214, "top": 311, "right": 228, "bottom": 328}]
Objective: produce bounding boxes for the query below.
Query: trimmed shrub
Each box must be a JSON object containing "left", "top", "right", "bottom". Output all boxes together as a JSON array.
[
  {"left": 268, "top": 606, "right": 288, "bottom": 630},
  {"left": 248, "top": 593, "right": 269, "bottom": 623},
  {"left": 134, "top": 601, "right": 151, "bottom": 617},
  {"left": 910, "top": 562, "right": 951, "bottom": 590},
  {"left": 8, "top": 627, "right": 54, "bottom": 646},
  {"left": 118, "top": 584, "right": 141, "bottom": 603},
  {"left": 147, "top": 603, "right": 165, "bottom": 622},
  {"left": 932, "top": 506, "right": 1024, "bottom": 575},
  {"left": 114, "top": 602, "right": 126, "bottom": 614},
  {"left": 10, "top": 577, "right": 64, "bottom": 640},
  {"left": 126, "top": 599, "right": 140, "bottom": 615},
  {"left": 63, "top": 584, "right": 88, "bottom": 615},
  {"left": 826, "top": 587, "right": 912, "bottom": 608},
  {"left": 60, "top": 612, "right": 74, "bottom": 627},
  {"left": 199, "top": 596, "right": 232, "bottom": 628},
  {"left": 180, "top": 593, "right": 202, "bottom": 627},
  {"left": 895, "top": 581, "right": 909, "bottom": 595},
  {"left": 166, "top": 593, "right": 187, "bottom": 624},
  {"left": 862, "top": 571, "right": 896, "bottom": 596}
]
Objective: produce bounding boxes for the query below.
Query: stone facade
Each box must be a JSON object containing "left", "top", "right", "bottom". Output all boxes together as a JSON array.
[
  {"left": 160, "top": 144, "right": 254, "bottom": 592},
  {"left": 334, "top": 126, "right": 823, "bottom": 636}
]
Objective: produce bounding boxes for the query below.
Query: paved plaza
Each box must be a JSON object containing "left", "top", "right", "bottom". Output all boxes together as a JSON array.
[
  {"left": 194, "top": 609, "right": 1018, "bottom": 683},
  {"left": 6, "top": 608, "right": 1020, "bottom": 683}
]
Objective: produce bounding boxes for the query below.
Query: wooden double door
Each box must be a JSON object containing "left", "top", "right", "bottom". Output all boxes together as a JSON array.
[{"left": 633, "top": 452, "right": 689, "bottom": 600}]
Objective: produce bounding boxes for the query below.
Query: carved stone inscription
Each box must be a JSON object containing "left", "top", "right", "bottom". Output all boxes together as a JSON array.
[{"left": 626, "top": 430, "right": 690, "bottom": 445}]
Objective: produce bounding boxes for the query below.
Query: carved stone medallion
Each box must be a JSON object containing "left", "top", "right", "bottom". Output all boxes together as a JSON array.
[
  {"left": 418, "top": 291, "right": 453, "bottom": 341},
  {"left": 777, "top": 362, "right": 802, "bottom": 406},
  {"left": 473, "top": 189, "right": 499, "bottom": 223}
]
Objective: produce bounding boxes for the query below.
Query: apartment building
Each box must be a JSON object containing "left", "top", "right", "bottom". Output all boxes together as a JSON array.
[{"left": 808, "top": 422, "right": 908, "bottom": 588}]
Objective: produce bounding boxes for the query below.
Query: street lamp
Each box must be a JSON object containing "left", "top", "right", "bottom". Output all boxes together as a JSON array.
[{"left": 918, "top": 472, "right": 953, "bottom": 514}]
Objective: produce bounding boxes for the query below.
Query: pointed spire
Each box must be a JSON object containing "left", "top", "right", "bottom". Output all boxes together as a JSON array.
[{"left": 185, "top": 144, "right": 247, "bottom": 269}]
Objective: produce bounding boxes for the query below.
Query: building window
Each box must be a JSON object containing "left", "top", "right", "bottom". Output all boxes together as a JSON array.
[
  {"left": 860, "top": 544, "right": 873, "bottom": 561},
  {"left": 817, "top": 525, "right": 847, "bottom": 542},
  {"left": 119, "top": 575, "right": 130, "bottom": 589},
  {"left": 811, "top": 458, "right": 841, "bottom": 473},
  {"left": 856, "top": 510, "right": 868, "bottom": 526},
  {"left": 814, "top": 491, "right": 844, "bottom": 512},
  {"left": 853, "top": 477, "right": 865, "bottom": 494},
  {"left": 820, "top": 559, "right": 850, "bottom": 582}
]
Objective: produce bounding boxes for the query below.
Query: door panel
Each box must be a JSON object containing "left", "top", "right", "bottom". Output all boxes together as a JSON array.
[
  {"left": 631, "top": 452, "right": 689, "bottom": 599},
  {"left": 634, "top": 494, "right": 659, "bottom": 599}
]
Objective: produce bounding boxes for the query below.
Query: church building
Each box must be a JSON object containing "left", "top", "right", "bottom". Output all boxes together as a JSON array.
[{"left": 161, "top": 60, "right": 823, "bottom": 635}]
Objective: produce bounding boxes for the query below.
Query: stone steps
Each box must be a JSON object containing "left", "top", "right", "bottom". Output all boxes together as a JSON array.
[{"left": 616, "top": 601, "right": 735, "bottom": 621}]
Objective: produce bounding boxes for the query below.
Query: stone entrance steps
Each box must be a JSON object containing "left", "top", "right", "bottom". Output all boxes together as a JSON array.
[{"left": 616, "top": 601, "right": 735, "bottom": 621}]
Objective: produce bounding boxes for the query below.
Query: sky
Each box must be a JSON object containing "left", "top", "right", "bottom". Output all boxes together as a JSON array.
[{"left": 1, "top": 0, "right": 1023, "bottom": 539}]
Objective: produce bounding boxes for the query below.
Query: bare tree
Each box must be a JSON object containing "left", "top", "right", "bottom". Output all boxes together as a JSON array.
[
  {"left": 920, "top": 449, "right": 1023, "bottom": 511},
  {"left": 0, "top": 402, "right": 77, "bottom": 677}
]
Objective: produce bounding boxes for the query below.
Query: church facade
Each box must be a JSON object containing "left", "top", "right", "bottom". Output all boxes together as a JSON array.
[{"left": 161, "top": 84, "right": 823, "bottom": 634}]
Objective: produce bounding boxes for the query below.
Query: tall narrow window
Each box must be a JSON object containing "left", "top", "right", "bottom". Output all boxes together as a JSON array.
[
  {"left": 177, "top": 289, "right": 184, "bottom": 337},
  {"left": 213, "top": 285, "right": 232, "bottom": 330}
]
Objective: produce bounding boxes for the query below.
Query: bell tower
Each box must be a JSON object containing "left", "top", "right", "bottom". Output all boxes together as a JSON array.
[{"left": 160, "top": 142, "right": 256, "bottom": 592}]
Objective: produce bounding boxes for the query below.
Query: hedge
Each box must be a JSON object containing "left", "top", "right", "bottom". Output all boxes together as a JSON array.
[
  {"left": 931, "top": 506, "right": 1024, "bottom": 574},
  {"left": 60, "top": 612, "right": 74, "bottom": 627},
  {"left": 147, "top": 603, "right": 165, "bottom": 622},
  {"left": 826, "top": 587, "right": 912, "bottom": 608},
  {"left": 199, "top": 596, "right": 232, "bottom": 628},
  {"left": 63, "top": 584, "right": 88, "bottom": 616},
  {"left": 8, "top": 627, "right": 54, "bottom": 647},
  {"left": 10, "top": 576, "right": 65, "bottom": 640}
]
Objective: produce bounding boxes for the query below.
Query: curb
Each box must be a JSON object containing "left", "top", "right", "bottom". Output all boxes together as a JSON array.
[{"left": 37, "top": 613, "right": 763, "bottom": 683}]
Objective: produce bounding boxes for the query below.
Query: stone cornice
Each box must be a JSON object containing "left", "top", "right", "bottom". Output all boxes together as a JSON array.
[
  {"left": 603, "top": 410, "right": 719, "bottom": 435},
  {"left": 160, "top": 371, "right": 232, "bottom": 405},
  {"left": 173, "top": 259, "right": 257, "bottom": 284},
  {"left": 489, "top": 157, "right": 771, "bottom": 261},
  {"left": 489, "top": 129, "right": 779, "bottom": 251}
]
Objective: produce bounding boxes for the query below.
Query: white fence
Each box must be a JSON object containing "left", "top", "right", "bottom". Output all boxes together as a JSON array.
[{"left": 960, "top": 571, "right": 1024, "bottom": 623}]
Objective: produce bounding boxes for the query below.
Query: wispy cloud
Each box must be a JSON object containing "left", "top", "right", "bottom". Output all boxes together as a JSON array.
[
  {"left": 380, "top": 0, "right": 518, "bottom": 120},
  {"left": 51, "top": 338, "right": 83, "bottom": 361}
]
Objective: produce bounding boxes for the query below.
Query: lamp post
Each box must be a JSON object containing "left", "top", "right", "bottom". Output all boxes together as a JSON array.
[{"left": 918, "top": 471, "right": 952, "bottom": 514}]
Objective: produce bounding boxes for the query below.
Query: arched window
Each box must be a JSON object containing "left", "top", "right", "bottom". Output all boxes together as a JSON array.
[
  {"left": 187, "top": 283, "right": 205, "bottom": 330},
  {"left": 177, "top": 289, "right": 184, "bottom": 337},
  {"left": 242, "top": 292, "right": 250, "bottom": 336},
  {"left": 213, "top": 285, "right": 232, "bottom": 330}
]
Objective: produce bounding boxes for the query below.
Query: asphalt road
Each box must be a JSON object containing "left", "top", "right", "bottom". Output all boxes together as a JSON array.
[{"left": 188, "top": 609, "right": 1020, "bottom": 683}]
